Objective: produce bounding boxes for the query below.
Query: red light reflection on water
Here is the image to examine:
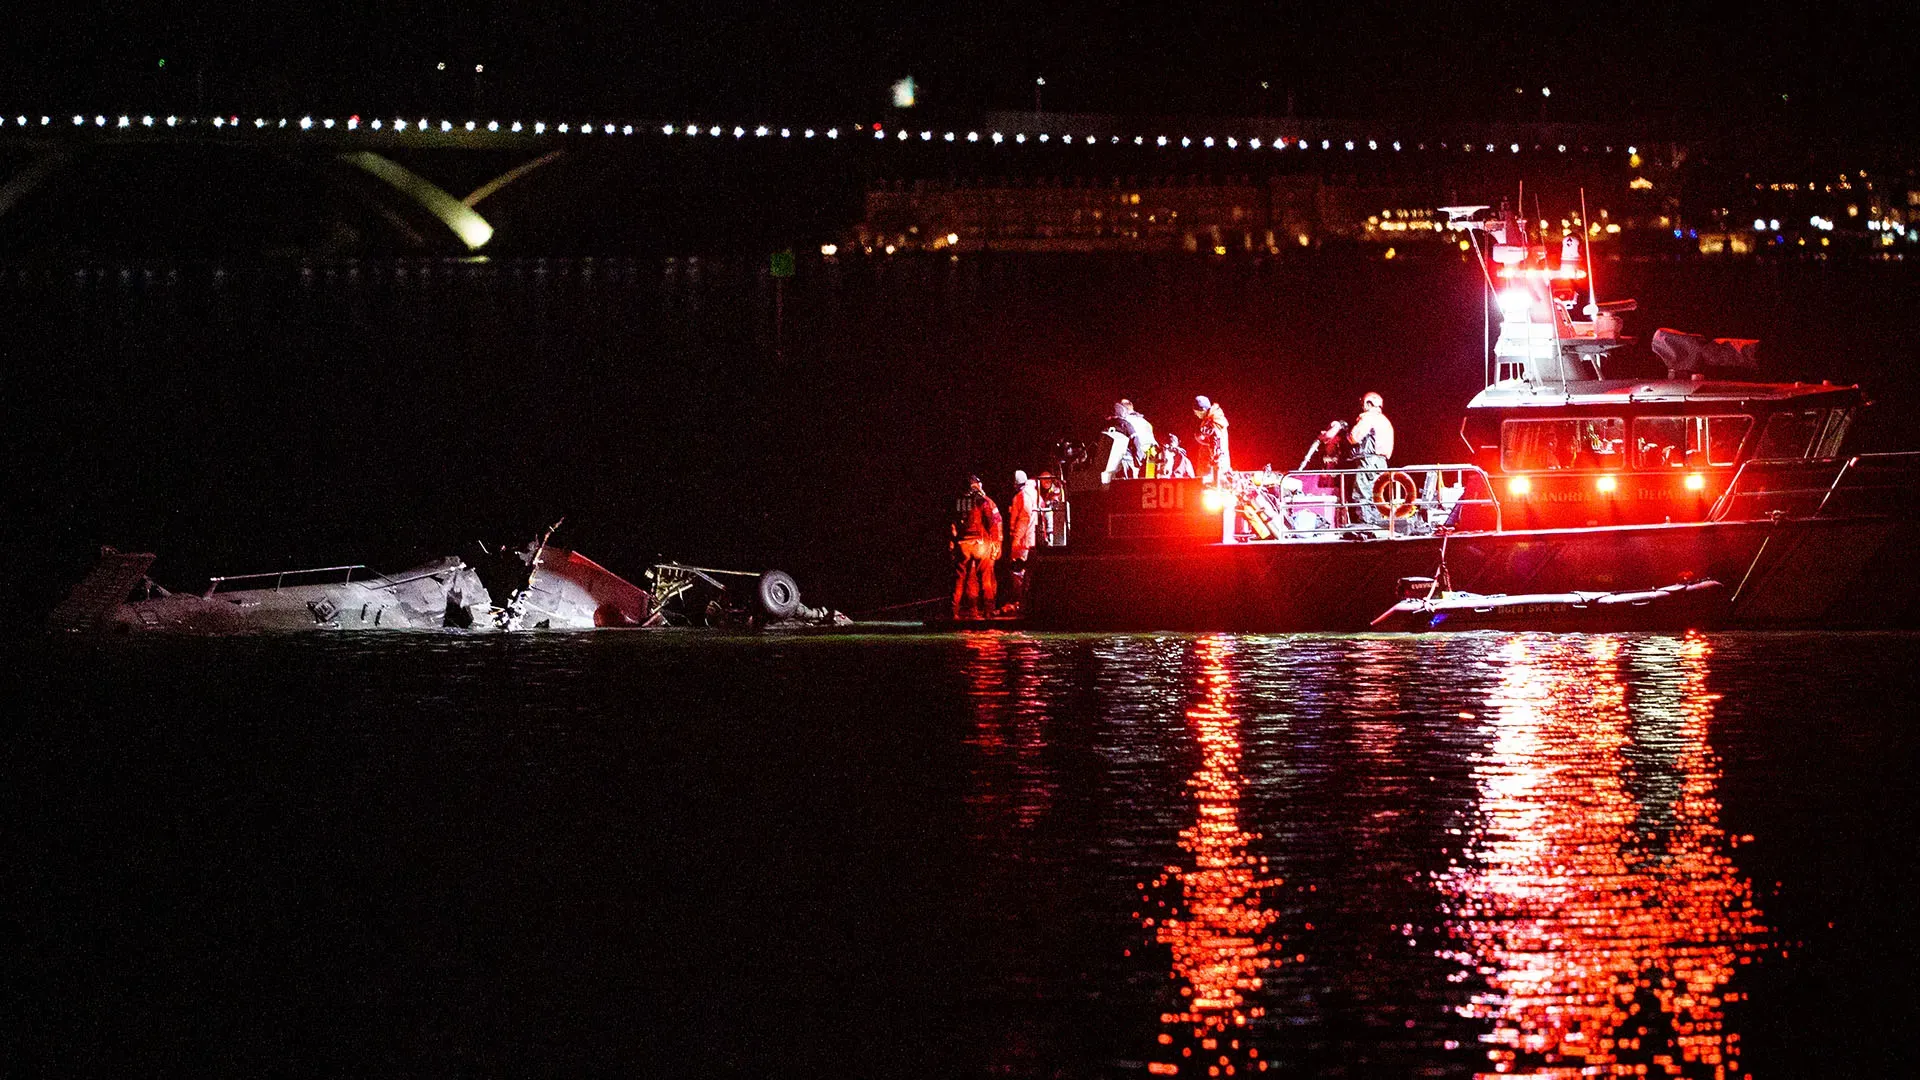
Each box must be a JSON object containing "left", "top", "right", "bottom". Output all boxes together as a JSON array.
[
  {"left": 1438, "top": 634, "right": 1765, "bottom": 1079},
  {"left": 961, "top": 632, "right": 1056, "bottom": 833},
  {"left": 1143, "top": 635, "right": 1280, "bottom": 1076}
]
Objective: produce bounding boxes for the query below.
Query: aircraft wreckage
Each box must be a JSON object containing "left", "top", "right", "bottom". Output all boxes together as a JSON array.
[{"left": 49, "top": 531, "right": 845, "bottom": 634}]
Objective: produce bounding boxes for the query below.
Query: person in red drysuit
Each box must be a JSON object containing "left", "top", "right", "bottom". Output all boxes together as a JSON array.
[
  {"left": 951, "top": 475, "right": 1002, "bottom": 619},
  {"left": 1192, "top": 395, "right": 1232, "bottom": 483}
]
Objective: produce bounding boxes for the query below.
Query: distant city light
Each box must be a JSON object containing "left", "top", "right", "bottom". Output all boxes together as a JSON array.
[
  {"left": 1542, "top": 87, "right": 1551, "bottom": 97},
  {"left": 946, "top": 233, "right": 959, "bottom": 245},
  {"left": 820, "top": 244, "right": 838, "bottom": 256},
  {"left": 891, "top": 76, "right": 916, "bottom": 108}
]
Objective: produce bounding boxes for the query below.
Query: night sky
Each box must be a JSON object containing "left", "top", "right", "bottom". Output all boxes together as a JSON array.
[{"left": 5, "top": 1, "right": 1913, "bottom": 135}]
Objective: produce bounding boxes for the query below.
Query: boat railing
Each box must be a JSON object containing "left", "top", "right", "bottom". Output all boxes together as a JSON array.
[
  {"left": 1231, "top": 464, "right": 1501, "bottom": 538},
  {"left": 204, "top": 564, "right": 378, "bottom": 596},
  {"left": 1709, "top": 451, "right": 1920, "bottom": 523}
]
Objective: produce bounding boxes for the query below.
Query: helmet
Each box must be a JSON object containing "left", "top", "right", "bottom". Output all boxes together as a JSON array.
[
  {"left": 1194, "top": 395, "right": 1211, "bottom": 412},
  {"left": 1013, "top": 469, "right": 1028, "bottom": 485}
]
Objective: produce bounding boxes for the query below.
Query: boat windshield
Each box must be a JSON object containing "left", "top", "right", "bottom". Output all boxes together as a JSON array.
[{"left": 1755, "top": 408, "right": 1830, "bottom": 460}]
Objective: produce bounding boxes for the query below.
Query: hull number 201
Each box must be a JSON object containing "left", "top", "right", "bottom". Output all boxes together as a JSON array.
[{"left": 1141, "top": 483, "right": 1185, "bottom": 509}]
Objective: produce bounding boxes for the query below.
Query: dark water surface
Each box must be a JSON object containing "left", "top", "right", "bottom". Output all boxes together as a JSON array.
[{"left": 6, "top": 630, "right": 1912, "bottom": 1076}]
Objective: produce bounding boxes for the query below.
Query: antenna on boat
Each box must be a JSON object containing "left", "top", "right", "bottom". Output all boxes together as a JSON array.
[
  {"left": 1440, "top": 204, "right": 1497, "bottom": 387},
  {"left": 1579, "top": 187, "right": 1600, "bottom": 313}
]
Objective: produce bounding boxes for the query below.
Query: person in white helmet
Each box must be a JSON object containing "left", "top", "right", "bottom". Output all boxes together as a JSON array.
[{"left": 1006, "top": 470, "right": 1040, "bottom": 609}]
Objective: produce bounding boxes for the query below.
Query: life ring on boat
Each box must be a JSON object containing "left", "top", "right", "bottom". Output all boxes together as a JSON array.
[{"left": 1372, "top": 471, "right": 1421, "bottom": 520}]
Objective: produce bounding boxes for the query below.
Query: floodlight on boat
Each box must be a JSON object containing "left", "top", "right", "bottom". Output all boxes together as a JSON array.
[
  {"left": 1685, "top": 473, "right": 1707, "bottom": 491},
  {"left": 1201, "top": 489, "right": 1228, "bottom": 513},
  {"left": 1596, "top": 475, "right": 1617, "bottom": 493},
  {"left": 1508, "top": 476, "right": 1532, "bottom": 496}
]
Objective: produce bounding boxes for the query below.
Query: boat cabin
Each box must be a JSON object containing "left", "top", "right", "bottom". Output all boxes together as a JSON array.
[{"left": 1462, "top": 377, "right": 1862, "bottom": 529}]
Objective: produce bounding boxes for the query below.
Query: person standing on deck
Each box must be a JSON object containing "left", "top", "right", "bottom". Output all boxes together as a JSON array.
[
  {"left": 1192, "top": 396, "right": 1232, "bottom": 483},
  {"left": 951, "top": 475, "right": 1003, "bottom": 620},
  {"left": 1005, "top": 470, "right": 1040, "bottom": 610},
  {"left": 1348, "top": 391, "right": 1396, "bottom": 526},
  {"left": 1162, "top": 434, "right": 1196, "bottom": 478},
  {"left": 1117, "top": 400, "right": 1157, "bottom": 475}
]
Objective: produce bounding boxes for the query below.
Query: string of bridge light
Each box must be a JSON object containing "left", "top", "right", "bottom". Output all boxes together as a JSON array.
[{"left": 0, "top": 113, "right": 1639, "bottom": 157}]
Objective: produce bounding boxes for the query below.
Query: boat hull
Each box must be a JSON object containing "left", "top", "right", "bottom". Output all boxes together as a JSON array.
[{"left": 1027, "top": 517, "right": 1920, "bottom": 631}]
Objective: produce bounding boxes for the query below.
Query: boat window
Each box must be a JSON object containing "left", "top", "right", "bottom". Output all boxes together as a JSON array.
[
  {"left": 1816, "top": 407, "right": 1854, "bottom": 458},
  {"left": 1500, "top": 418, "right": 1624, "bottom": 471},
  {"left": 1705, "top": 415, "right": 1753, "bottom": 465},
  {"left": 1754, "top": 409, "right": 1828, "bottom": 460},
  {"left": 1632, "top": 415, "right": 1753, "bottom": 469}
]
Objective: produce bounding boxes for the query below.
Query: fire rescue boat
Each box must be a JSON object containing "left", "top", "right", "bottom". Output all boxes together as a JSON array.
[{"left": 1026, "top": 204, "right": 1920, "bottom": 632}]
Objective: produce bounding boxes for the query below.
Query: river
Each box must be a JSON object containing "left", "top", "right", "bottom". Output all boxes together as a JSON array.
[{"left": 5, "top": 629, "right": 1912, "bottom": 1075}]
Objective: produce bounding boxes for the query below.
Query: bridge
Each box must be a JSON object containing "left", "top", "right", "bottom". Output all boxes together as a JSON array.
[{"left": 1, "top": 108, "right": 1905, "bottom": 257}]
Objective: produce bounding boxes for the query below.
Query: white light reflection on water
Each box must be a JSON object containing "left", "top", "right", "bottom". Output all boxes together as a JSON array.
[{"left": 1437, "top": 634, "right": 1766, "bottom": 1078}]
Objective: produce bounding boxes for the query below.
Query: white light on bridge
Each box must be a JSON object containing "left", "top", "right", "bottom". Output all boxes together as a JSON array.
[
  {"left": 991, "top": 132, "right": 1003, "bottom": 143},
  {"left": 441, "top": 120, "right": 452, "bottom": 132},
  {"left": 533, "top": 122, "right": 545, "bottom": 134},
  {"left": 804, "top": 128, "right": 815, "bottom": 138},
  {"left": 1015, "top": 133, "right": 1026, "bottom": 143},
  {"left": 166, "top": 116, "right": 177, "bottom": 127},
  {"left": 488, "top": 120, "right": 499, "bottom": 131},
  {"left": 299, "top": 116, "right": 313, "bottom": 129},
  {"left": 323, "top": 118, "right": 335, "bottom": 129},
  {"left": 708, "top": 125, "right": 720, "bottom": 136},
  {"left": 826, "top": 127, "right": 837, "bottom": 138},
  {"left": 755, "top": 125, "right": 768, "bottom": 136},
  {"left": 512, "top": 121, "right": 522, "bottom": 132},
  {"left": 1156, "top": 135, "right": 1166, "bottom": 146},
  {"left": 966, "top": 131, "right": 978, "bottom": 142}
]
